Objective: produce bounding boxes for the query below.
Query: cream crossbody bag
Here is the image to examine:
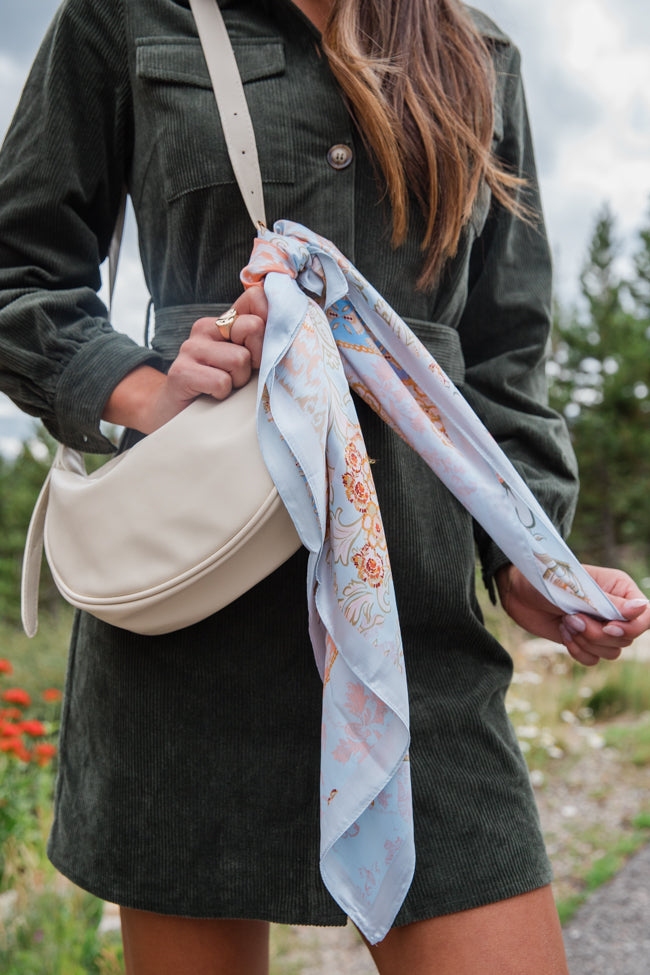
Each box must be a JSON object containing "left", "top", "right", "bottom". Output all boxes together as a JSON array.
[{"left": 21, "top": 0, "right": 301, "bottom": 637}]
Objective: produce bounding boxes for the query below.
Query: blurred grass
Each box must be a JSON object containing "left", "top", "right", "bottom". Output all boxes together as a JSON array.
[
  {"left": 604, "top": 717, "right": 650, "bottom": 766},
  {"left": 0, "top": 608, "right": 73, "bottom": 698},
  {"left": 555, "top": 814, "right": 650, "bottom": 924}
]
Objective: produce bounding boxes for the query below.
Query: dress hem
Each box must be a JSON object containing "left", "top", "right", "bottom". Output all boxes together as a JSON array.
[{"left": 48, "top": 850, "right": 553, "bottom": 930}]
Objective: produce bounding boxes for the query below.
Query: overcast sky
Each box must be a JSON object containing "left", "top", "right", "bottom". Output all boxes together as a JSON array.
[{"left": 1, "top": 0, "right": 649, "bottom": 448}]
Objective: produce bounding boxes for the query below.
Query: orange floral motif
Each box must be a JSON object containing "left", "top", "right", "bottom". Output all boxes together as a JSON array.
[
  {"left": 344, "top": 442, "right": 364, "bottom": 474},
  {"left": 42, "top": 688, "right": 63, "bottom": 703},
  {"left": 342, "top": 472, "right": 371, "bottom": 512},
  {"left": 352, "top": 543, "right": 385, "bottom": 588},
  {"left": 361, "top": 502, "right": 384, "bottom": 549}
]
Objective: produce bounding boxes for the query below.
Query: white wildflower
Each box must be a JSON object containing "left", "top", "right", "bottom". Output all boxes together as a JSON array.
[
  {"left": 586, "top": 732, "right": 605, "bottom": 749},
  {"left": 516, "top": 725, "right": 540, "bottom": 739},
  {"left": 512, "top": 671, "right": 543, "bottom": 686},
  {"left": 506, "top": 696, "right": 532, "bottom": 714}
]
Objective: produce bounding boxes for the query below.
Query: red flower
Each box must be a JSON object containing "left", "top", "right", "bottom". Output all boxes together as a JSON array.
[
  {"left": 42, "top": 688, "right": 63, "bottom": 703},
  {"left": 0, "top": 721, "right": 23, "bottom": 737},
  {"left": 0, "top": 708, "right": 23, "bottom": 721},
  {"left": 33, "top": 742, "right": 57, "bottom": 766},
  {"left": 0, "top": 737, "right": 22, "bottom": 753},
  {"left": 21, "top": 720, "right": 46, "bottom": 737},
  {"left": 1, "top": 688, "right": 31, "bottom": 708},
  {"left": 0, "top": 738, "right": 31, "bottom": 761},
  {"left": 0, "top": 659, "right": 13, "bottom": 675}
]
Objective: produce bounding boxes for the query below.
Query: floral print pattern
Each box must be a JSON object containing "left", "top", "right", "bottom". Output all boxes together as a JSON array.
[{"left": 241, "top": 219, "right": 623, "bottom": 945}]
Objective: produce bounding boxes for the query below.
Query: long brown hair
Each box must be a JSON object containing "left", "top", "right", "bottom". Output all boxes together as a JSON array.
[{"left": 322, "top": 0, "right": 523, "bottom": 289}]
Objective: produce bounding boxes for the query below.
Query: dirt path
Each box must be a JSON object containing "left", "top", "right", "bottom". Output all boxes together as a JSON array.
[{"left": 563, "top": 843, "right": 650, "bottom": 975}]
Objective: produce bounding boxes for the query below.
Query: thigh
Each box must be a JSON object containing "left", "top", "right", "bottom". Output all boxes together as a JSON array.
[
  {"left": 366, "top": 885, "right": 568, "bottom": 975},
  {"left": 120, "top": 908, "right": 270, "bottom": 975}
]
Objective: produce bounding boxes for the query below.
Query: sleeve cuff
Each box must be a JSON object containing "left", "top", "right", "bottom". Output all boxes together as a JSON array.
[{"left": 51, "top": 329, "right": 165, "bottom": 452}]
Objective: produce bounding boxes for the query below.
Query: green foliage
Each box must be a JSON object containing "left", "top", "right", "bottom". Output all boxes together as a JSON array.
[
  {"left": 548, "top": 204, "right": 650, "bottom": 566},
  {"left": 604, "top": 716, "right": 650, "bottom": 766},
  {"left": 632, "top": 810, "right": 650, "bottom": 830},
  {"left": 0, "top": 883, "right": 117, "bottom": 975},
  {"left": 0, "top": 435, "right": 57, "bottom": 626},
  {"left": 0, "top": 606, "right": 73, "bottom": 698},
  {"left": 582, "top": 662, "right": 650, "bottom": 719},
  {"left": 556, "top": 818, "right": 650, "bottom": 924}
]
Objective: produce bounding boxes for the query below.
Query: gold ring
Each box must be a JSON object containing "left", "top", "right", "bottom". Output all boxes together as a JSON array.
[{"left": 215, "top": 308, "right": 237, "bottom": 340}]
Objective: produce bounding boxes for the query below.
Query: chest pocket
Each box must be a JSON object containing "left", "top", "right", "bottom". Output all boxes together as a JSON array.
[{"left": 135, "top": 37, "right": 294, "bottom": 203}]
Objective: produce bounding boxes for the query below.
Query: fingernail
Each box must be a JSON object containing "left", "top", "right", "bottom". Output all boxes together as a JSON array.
[
  {"left": 622, "top": 598, "right": 649, "bottom": 613},
  {"left": 603, "top": 624, "right": 625, "bottom": 637},
  {"left": 564, "top": 615, "right": 586, "bottom": 634},
  {"left": 559, "top": 624, "right": 573, "bottom": 646}
]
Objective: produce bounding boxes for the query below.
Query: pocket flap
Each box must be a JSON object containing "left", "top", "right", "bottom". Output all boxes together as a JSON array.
[{"left": 136, "top": 37, "right": 286, "bottom": 88}]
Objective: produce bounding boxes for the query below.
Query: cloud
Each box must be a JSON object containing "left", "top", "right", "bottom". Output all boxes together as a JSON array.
[
  {"left": 1, "top": 0, "right": 60, "bottom": 59},
  {"left": 0, "top": 53, "right": 29, "bottom": 134},
  {"left": 480, "top": 0, "right": 650, "bottom": 299}
]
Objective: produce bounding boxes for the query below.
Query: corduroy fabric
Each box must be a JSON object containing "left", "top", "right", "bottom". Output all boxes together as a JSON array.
[{"left": 1, "top": 0, "right": 570, "bottom": 925}]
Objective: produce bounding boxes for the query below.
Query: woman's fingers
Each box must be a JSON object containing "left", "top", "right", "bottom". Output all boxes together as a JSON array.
[
  {"left": 168, "top": 328, "right": 252, "bottom": 398},
  {"left": 104, "top": 290, "right": 268, "bottom": 434},
  {"left": 498, "top": 563, "right": 650, "bottom": 668},
  {"left": 559, "top": 566, "right": 650, "bottom": 665},
  {"left": 230, "top": 312, "right": 265, "bottom": 369},
  {"left": 220, "top": 285, "right": 268, "bottom": 368},
  {"left": 192, "top": 289, "right": 267, "bottom": 370}
]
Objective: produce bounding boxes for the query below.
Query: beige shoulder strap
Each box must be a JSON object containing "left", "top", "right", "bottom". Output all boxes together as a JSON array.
[{"left": 189, "top": 0, "right": 266, "bottom": 229}]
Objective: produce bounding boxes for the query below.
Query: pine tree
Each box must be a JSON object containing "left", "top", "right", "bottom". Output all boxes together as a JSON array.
[{"left": 549, "top": 205, "right": 650, "bottom": 567}]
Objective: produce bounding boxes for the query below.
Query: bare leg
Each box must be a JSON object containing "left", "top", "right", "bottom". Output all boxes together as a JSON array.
[
  {"left": 120, "top": 908, "right": 270, "bottom": 975},
  {"left": 366, "top": 885, "right": 569, "bottom": 975}
]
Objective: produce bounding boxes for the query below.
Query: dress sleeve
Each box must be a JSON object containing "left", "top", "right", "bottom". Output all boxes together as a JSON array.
[
  {"left": 0, "top": 0, "right": 164, "bottom": 453},
  {"left": 457, "top": 41, "right": 580, "bottom": 593}
]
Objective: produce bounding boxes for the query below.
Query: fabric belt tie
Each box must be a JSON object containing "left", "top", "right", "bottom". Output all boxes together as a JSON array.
[{"left": 240, "top": 219, "right": 622, "bottom": 944}]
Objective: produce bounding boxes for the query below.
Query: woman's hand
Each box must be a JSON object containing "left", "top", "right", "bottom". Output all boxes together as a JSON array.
[
  {"left": 496, "top": 563, "right": 650, "bottom": 667},
  {"left": 102, "top": 285, "right": 268, "bottom": 434}
]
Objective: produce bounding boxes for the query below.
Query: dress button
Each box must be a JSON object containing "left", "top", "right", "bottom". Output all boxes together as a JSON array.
[{"left": 327, "top": 144, "right": 353, "bottom": 170}]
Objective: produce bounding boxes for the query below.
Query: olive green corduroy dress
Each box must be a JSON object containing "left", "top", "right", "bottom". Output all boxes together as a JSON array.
[{"left": 0, "top": 0, "right": 579, "bottom": 926}]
